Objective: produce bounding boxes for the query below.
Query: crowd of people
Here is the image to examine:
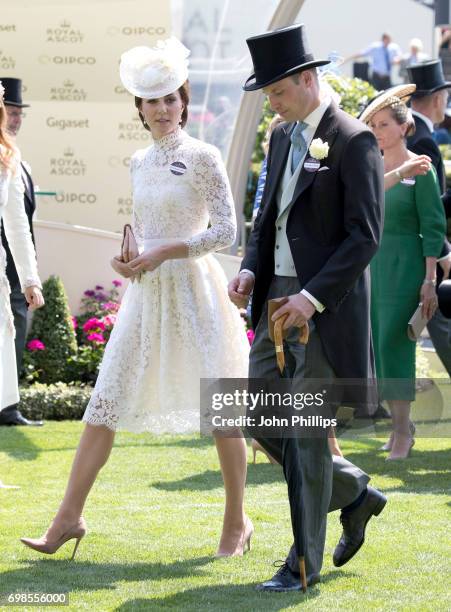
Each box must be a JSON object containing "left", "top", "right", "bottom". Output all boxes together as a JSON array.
[
  {"left": 344, "top": 32, "right": 431, "bottom": 89},
  {"left": 1, "top": 22, "right": 450, "bottom": 595}
]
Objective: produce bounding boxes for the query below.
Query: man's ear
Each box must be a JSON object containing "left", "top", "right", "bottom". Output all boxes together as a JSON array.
[{"left": 300, "top": 71, "right": 311, "bottom": 88}]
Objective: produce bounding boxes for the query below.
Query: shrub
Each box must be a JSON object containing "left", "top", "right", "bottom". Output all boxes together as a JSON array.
[
  {"left": 23, "top": 276, "right": 77, "bottom": 384},
  {"left": 321, "top": 73, "right": 376, "bottom": 118},
  {"left": 18, "top": 382, "right": 92, "bottom": 421}
]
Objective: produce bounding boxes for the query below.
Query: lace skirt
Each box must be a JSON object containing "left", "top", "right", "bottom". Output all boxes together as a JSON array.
[{"left": 83, "top": 254, "right": 249, "bottom": 433}]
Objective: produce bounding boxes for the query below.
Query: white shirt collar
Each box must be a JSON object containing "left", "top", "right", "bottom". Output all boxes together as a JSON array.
[
  {"left": 302, "top": 97, "right": 331, "bottom": 131},
  {"left": 412, "top": 109, "right": 434, "bottom": 133}
]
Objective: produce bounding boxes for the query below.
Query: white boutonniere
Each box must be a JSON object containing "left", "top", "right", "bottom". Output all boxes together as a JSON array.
[{"left": 309, "top": 138, "right": 329, "bottom": 160}]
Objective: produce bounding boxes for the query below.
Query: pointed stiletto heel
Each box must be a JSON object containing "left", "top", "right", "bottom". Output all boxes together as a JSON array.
[
  {"left": 215, "top": 517, "right": 254, "bottom": 557},
  {"left": 20, "top": 517, "right": 87, "bottom": 559},
  {"left": 71, "top": 536, "right": 83, "bottom": 560},
  {"left": 251, "top": 439, "right": 277, "bottom": 464}
]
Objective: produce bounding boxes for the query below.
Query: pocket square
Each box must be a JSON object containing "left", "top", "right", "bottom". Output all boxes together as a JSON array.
[{"left": 317, "top": 166, "right": 330, "bottom": 172}]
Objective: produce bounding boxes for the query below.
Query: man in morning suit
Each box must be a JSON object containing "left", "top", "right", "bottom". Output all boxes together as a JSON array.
[
  {"left": 0, "top": 77, "right": 43, "bottom": 426},
  {"left": 406, "top": 60, "right": 451, "bottom": 376},
  {"left": 228, "top": 24, "right": 386, "bottom": 591}
]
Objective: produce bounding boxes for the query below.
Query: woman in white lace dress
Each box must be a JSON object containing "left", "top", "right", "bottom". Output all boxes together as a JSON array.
[
  {"left": 21, "top": 39, "right": 252, "bottom": 558},
  {"left": 0, "top": 83, "right": 43, "bottom": 487}
]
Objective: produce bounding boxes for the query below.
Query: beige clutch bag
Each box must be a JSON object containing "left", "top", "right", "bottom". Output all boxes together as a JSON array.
[
  {"left": 120, "top": 224, "right": 141, "bottom": 282},
  {"left": 407, "top": 304, "right": 428, "bottom": 341},
  {"left": 121, "top": 224, "right": 139, "bottom": 264}
]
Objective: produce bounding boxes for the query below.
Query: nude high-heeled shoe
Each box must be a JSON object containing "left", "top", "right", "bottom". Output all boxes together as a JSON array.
[
  {"left": 251, "top": 439, "right": 277, "bottom": 464},
  {"left": 215, "top": 517, "right": 254, "bottom": 558},
  {"left": 386, "top": 433, "right": 415, "bottom": 461},
  {"left": 20, "top": 517, "right": 87, "bottom": 560},
  {"left": 380, "top": 421, "right": 416, "bottom": 451}
]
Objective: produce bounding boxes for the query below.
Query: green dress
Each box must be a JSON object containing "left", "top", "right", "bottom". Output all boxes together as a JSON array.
[{"left": 370, "top": 169, "right": 446, "bottom": 400}]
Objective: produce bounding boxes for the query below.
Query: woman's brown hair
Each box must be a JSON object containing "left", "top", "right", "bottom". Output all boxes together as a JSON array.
[
  {"left": 135, "top": 80, "right": 190, "bottom": 132},
  {"left": 388, "top": 100, "right": 416, "bottom": 138}
]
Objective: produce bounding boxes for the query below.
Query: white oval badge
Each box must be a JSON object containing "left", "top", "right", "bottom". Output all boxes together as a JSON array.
[
  {"left": 401, "top": 177, "right": 415, "bottom": 186},
  {"left": 304, "top": 157, "right": 321, "bottom": 172}
]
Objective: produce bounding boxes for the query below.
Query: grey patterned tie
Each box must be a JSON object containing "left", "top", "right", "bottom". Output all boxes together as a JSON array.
[{"left": 290, "top": 121, "right": 308, "bottom": 173}]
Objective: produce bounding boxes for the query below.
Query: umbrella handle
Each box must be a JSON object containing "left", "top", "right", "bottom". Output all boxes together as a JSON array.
[
  {"left": 273, "top": 316, "right": 309, "bottom": 375},
  {"left": 274, "top": 315, "right": 288, "bottom": 374},
  {"left": 299, "top": 556, "right": 308, "bottom": 593}
]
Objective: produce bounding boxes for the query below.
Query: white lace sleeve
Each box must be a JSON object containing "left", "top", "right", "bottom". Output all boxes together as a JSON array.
[
  {"left": 2, "top": 152, "right": 41, "bottom": 291},
  {"left": 130, "top": 154, "right": 144, "bottom": 251},
  {"left": 185, "top": 145, "right": 236, "bottom": 258}
]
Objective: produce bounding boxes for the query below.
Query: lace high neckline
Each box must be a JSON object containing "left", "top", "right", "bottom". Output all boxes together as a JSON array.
[{"left": 152, "top": 127, "right": 184, "bottom": 151}]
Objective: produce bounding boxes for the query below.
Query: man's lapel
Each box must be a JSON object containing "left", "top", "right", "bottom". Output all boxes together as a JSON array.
[{"left": 291, "top": 102, "right": 339, "bottom": 206}]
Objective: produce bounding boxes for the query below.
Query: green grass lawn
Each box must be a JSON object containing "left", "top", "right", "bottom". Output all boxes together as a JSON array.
[{"left": 1, "top": 418, "right": 450, "bottom": 611}]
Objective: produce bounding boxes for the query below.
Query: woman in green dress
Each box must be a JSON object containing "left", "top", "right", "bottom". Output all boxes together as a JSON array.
[{"left": 362, "top": 86, "right": 446, "bottom": 460}]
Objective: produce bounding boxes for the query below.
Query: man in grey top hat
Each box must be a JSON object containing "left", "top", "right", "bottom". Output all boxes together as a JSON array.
[
  {"left": 407, "top": 59, "right": 451, "bottom": 376},
  {"left": 0, "top": 77, "right": 43, "bottom": 426},
  {"left": 229, "top": 24, "right": 386, "bottom": 592}
]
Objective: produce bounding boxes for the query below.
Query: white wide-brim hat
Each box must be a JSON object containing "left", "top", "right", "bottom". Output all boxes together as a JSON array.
[{"left": 120, "top": 37, "right": 190, "bottom": 99}]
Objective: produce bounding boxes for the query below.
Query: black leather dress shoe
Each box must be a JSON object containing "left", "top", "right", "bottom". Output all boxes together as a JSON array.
[
  {"left": 333, "top": 486, "right": 387, "bottom": 567},
  {"left": 256, "top": 562, "right": 320, "bottom": 592},
  {"left": 0, "top": 409, "right": 43, "bottom": 426}
]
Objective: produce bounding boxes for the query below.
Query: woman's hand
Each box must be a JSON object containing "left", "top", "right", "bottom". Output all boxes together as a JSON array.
[
  {"left": 24, "top": 286, "right": 44, "bottom": 311},
  {"left": 399, "top": 155, "right": 431, "bottom": 179},
  {"left": 420, "top": 281, "right": 438, "bottom": 320},
  {"left": 129, "top": 247, "right": 165, "bottom": 274},
  {"left": 110, "top": 256, "right": 138, "bottom": 279}
]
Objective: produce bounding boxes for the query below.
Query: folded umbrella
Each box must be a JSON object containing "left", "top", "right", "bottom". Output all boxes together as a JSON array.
[{"left": 269, "top": 299, "right": 309, "bottom": 592}]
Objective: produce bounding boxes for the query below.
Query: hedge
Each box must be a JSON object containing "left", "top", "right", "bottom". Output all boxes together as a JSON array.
[{"left": 18, "top": 383, "right": 92, "bottom": 421}]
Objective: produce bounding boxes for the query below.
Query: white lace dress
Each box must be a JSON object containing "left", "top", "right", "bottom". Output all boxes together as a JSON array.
[
  {"left": 83, "top": 128, "right": 249, "bottom": 433},
  {"left": 0, "top": 149, "right": 41, "bottom": 409}
]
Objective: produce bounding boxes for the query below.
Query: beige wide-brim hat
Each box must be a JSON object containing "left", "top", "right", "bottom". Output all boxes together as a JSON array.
[{"left": 359, "top": 84, "right": 416, "bottom": 124}]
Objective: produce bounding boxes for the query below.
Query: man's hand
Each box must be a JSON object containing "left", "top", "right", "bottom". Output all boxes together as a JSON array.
[
  {"left": 24, "top": 286, "right": 44, "bottom": 311},
  {"left": 271, "top": 292, "right": 315, "bottom": 330},
  {"left": 228, "top": 272, "right": 254, "bottom": 308}
]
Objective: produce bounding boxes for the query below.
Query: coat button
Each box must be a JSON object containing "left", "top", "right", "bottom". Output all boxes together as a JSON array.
[
  {"left": 276, "top": 245, "right": 280, "bottom": 249},
  {"left": 277, "top": 226, "right": 282, "bottom": 230}
]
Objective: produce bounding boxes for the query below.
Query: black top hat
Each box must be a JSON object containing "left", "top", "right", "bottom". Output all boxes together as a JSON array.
[
  {"left": 243, "top": 23, "right": 330, "bottom": 92},
  {"left": 438, "top": 280, "right": 451, "bottom": 319},
  {"left": 407, "top": 60, "right": 451, "bottom": 96},
  {"left": 0, "top": 77, "right": 29, "bottom": 107}
]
